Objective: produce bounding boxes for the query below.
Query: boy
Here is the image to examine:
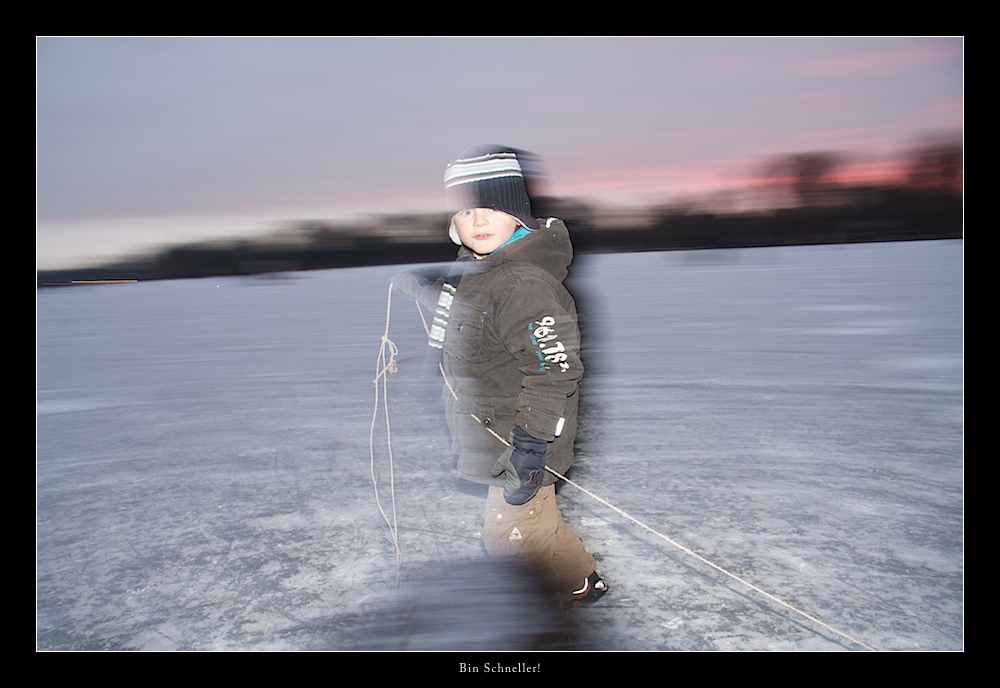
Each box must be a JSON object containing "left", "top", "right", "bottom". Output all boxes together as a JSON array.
[{"left": 396, "top": 145, "right": 606, "bottom": 605}]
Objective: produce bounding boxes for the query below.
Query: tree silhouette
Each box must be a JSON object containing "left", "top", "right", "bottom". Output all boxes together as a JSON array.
[
  {"left": 907, "top": 137, "right": 963, "bottom": 194},
  {"left": 763, "top": 151, "right": 842, "bottom": 207}
]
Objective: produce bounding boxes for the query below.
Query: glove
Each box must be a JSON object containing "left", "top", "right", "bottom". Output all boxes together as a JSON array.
[{"left": 491, "top": 426, "right": 548, "bottom": 505}]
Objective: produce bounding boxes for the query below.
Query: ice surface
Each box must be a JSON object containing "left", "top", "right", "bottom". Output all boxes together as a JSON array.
[{"left": 36, "top": 240, "right": 963, "bottom": 651}]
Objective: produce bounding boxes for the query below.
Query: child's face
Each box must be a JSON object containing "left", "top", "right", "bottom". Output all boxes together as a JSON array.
[{"left": 452, "top": 208, "right": 519, "bottom": 258}]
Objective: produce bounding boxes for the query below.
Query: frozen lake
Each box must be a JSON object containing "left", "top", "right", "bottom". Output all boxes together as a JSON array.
[{"left": 36, "top": 239, "right": 963, "bottom": 651}]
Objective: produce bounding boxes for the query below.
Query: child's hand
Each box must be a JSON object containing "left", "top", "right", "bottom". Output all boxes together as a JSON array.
[
  {"left": 390, "top": 271, "right": 425, "bottom": 298},
  {"left": 491, "top": 426, "right": 548, "bottom": 505}
]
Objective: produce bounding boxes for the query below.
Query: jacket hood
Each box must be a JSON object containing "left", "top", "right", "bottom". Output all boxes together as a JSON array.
[{"left": 456, "top": 217, "right": 573, "bottom": 283}]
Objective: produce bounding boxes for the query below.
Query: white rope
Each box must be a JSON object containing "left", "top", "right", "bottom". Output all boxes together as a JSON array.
[
  {"left": 370, "top": 283, "right": 402, "bottom": 583},
  {"left": 544, "top": 466, "right": 878, "bottom": 652}
]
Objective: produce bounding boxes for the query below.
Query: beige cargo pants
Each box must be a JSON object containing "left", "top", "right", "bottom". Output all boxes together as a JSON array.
[{"left": 482, "top": 484, "right": 596, "bottom": 597}]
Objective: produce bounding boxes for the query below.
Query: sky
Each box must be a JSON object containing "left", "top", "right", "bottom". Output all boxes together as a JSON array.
[{"left": 35, "top": 37, "right": 963, "bottom": 270}]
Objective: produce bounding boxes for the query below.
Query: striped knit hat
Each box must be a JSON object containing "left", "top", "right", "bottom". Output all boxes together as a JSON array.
[{"left": 444, "top": 145, "right": 539, "bottom": 244}]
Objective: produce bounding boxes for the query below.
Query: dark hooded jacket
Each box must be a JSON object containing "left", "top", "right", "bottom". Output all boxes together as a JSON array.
[{"left": 439, "top": 217, "right": 583, "bottom": 487}]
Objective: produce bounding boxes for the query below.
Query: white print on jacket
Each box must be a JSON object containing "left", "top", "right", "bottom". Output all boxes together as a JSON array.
[{"left": 527, "top": 316, "right": 571, "bottom": 373}]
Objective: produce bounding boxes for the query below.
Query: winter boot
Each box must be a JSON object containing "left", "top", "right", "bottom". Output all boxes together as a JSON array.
[{"left": 568, "top": 571, "right": 608, "bottom": 607}]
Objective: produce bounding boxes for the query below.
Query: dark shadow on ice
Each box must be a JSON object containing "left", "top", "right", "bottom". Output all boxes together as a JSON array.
[{"left": 298, "top": 558, "right": 594, "bottom": 651}]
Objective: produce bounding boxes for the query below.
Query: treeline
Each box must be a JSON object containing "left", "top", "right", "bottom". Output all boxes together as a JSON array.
[{"left": 38, "top": 140, "right": 962, "bottom": 287}]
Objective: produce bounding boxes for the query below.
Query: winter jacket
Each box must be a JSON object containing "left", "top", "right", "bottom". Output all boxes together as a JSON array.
[{"left": 437, "top": 217, "right": 583, "bottom": 487}]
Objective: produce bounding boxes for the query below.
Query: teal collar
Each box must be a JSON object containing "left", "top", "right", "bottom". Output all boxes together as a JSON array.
[{"left": 493, "top": 226, "right": 532, "bottom": 254}]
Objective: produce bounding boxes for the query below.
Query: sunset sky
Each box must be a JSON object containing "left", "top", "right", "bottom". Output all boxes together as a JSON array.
[{"left": 36, "top": 37, "right": 963, "bottom": 270}]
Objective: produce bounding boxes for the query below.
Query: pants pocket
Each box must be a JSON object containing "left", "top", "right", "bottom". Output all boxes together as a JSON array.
[{"left": 482, "top": 486, "right": 549, "bottom": 559}]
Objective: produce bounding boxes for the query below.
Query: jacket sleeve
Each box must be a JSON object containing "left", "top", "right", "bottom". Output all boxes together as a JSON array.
[
  {"left": 391, "top": 267, "right": 454, "bottom": 313},
  {"left": 498, "top": 275, "right": 584, "bottom": 442}
]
